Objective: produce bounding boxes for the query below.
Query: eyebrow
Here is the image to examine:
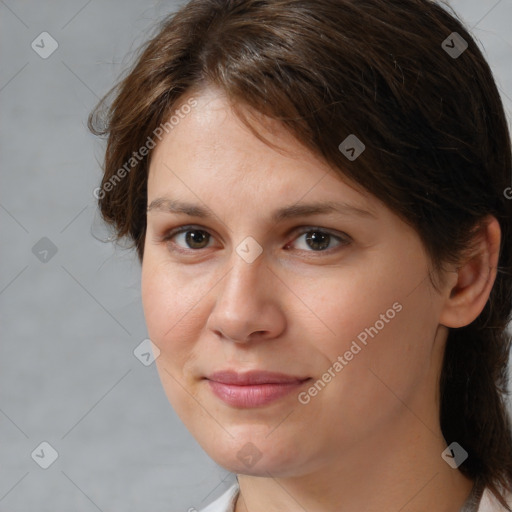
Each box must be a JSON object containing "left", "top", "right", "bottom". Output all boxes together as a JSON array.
[{"left": 147, "top": 198, "right": 376, "bottom": 221}]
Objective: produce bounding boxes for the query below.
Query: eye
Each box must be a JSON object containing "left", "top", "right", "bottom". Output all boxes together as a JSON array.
[
  {"left": 162, "top": 226, "right": 213, "bottom": 251},
  {"left": 287, "top": 228, "right": 351, "bottom": 253},
  {"left": 161, "top": 225, "right": 351, "bottom": 255}
]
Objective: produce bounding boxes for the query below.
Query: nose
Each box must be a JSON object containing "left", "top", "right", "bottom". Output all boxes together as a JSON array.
[{"left": 205, "top": 253, "right": 286, "bottom": 343}]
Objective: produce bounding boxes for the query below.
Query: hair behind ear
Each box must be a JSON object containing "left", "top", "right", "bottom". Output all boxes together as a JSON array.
[{"left": 440, "top": 218, "right": 512, "bottom": 509}]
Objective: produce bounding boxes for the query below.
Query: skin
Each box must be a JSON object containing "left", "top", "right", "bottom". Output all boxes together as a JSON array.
[{"left": 141, "top": 87, "right": 500, "bottom": 512}]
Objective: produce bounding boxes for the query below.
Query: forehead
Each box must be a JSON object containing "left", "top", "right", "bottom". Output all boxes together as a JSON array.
[
  {"left": 150, "top": 88, "right": 319, "bottom": 173},
  {"left": 147, "top": 87, "right": 377, "bottom": 215}
]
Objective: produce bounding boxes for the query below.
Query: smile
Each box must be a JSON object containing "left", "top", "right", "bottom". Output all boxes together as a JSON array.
[{"left": 205, "top": 370, "right": 311, "bottom": 408}]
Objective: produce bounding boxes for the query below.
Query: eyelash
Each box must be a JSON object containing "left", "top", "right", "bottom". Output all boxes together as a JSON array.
[{"left": 160, "top": 225, "right": 352, "bottom": 255}]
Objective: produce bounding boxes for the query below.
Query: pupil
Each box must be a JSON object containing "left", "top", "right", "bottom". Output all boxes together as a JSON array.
[
  {"left": 306, "top": 231, "right": 330, "bottom": 251},
  {"left": 186, "top": 230, "right": 209, "bottom": 248}
]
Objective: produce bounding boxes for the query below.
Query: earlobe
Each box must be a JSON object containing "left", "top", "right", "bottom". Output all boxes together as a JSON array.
[{"left": 440, "top": 216, "right": 501, "bottom": 329}]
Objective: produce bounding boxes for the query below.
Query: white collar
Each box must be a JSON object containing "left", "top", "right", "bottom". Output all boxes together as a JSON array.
[
  {"left": 198, "top": 482, "right": 239, "bottom": 512},
  {"left": 198, "top": 481, "right": 512, "bottom": 512}
]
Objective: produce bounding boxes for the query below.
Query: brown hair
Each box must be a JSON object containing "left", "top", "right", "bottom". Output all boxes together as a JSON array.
[{"left": 89, "top": 0, "right": 512, "bottom": 505}]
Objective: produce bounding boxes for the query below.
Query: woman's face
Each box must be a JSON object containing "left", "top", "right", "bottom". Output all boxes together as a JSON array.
[{"left": 141, "top": 87, "right": 451, "bottom": 477}]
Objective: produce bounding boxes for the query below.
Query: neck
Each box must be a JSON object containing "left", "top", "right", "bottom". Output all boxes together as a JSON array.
[{"left": 234, "top": 415, "right": 474, "bottom": 512}]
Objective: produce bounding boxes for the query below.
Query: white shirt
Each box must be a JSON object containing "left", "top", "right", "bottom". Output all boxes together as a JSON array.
[{"left": 199, "top": 482, "right": 512, "bottom": 512}]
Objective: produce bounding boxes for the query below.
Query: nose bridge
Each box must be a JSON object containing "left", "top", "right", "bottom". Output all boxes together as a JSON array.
[
  {"left": 222, "top": 249, "right": 266, "bottom": 310},
  {"left": 208, "top": 245, "right": 282, "bottom": 342},
  {"left": 218, "top": 232, "right": 266, "bottom": 297}
]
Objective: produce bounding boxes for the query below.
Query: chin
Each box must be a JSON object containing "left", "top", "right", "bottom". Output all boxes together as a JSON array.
[{"left": 199, "top": 430, "right": 308, "bottom": 477}]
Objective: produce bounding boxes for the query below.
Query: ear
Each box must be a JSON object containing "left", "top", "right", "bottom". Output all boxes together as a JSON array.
[{"left": 439, "top": 216, "right": 501, "bottom": 328}]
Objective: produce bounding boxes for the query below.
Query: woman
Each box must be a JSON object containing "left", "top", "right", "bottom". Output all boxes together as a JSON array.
[{"left": 89, "top": 0, "right": 512, "bottom": 510}]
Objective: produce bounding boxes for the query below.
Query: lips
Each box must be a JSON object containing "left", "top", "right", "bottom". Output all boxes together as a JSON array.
[
  {"left": 205, "top": 370, "right": 311, "bottom": 407},
  {"left": 207, "top": 370, "right": 310, "bottom": 385}
]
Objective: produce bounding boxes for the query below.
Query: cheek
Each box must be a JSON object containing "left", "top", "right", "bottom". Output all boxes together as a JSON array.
[
  {"left": 316, "top": 270, "right": 439, "bottom": 411},
  {"left": 310, "top": 257, "right": 438, "bottom": 391},
  {"left": 141, "top": 264, "right": 173, "bottom": 342},
  {"left": 308, "top": 268, "right": 404, "bottom": 358},
  {"left": 141, "top": 258, "right": 204, "bottom": 362},
  {"left": 141, "top": 258, "right": 208, "bottom": 417}
]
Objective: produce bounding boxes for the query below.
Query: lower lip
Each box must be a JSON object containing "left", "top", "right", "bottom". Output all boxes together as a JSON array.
[{"left": 207, "top": 379, "right": 309, "bottom": 408}]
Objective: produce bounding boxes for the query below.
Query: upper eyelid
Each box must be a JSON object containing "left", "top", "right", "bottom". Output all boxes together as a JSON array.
[
  {"left": 163, "top": 224, "right": 345, "bottom": 237},
  {"left": 162, "top": 225, "right": 350, "bottom": 246}
]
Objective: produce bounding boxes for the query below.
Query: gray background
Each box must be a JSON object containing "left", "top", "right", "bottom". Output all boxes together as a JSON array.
[{"left": 0, "top": 1, "right": 511, "bottom": 511}]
